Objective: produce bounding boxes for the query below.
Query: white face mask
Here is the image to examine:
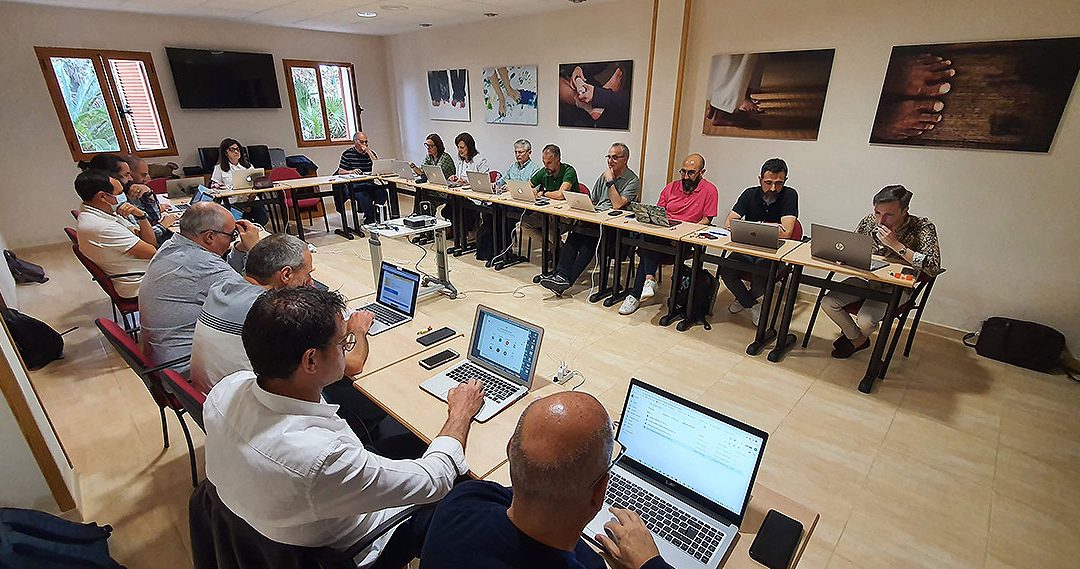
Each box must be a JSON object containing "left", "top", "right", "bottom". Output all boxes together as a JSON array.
[{"left": 109, "top": 191, "right": 127, "bottom": 213}]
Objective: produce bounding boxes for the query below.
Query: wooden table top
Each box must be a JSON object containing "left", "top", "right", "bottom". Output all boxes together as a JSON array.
[
  {"left": 602, "top": 215, "right": 711, "bottom": 240},
  {"left": 781, "top": 241, "right": 916, "bottom": 288},
  {"left": 545, "top": 202, "right": 632, "bottom": 225},
  {"left": 347, "top": 303, "right": 462, "bottom": 379},
  {"left": 679, "top": 230, "right": 807, "bottom": 263}
]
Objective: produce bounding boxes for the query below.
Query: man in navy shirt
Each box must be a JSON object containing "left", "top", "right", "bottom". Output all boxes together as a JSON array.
[
  {"left": 420, "top": 391, "right": 673, "bottom": 569},
  {"left": 720, "top": 158, "right": 800, "bottom": 325}
]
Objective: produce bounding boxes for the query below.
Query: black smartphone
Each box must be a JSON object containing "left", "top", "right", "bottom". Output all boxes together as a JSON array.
[
  {"left": 748, "top": 509, "right": 803, "bottom": 569},
  {"left": 607, "top": 210, "right": 623, "bottom": 216},
  {"left": 419, "top": 349, "right": 459, "bottom": 370},
  {"left": 417, "top": 326, "right": 455, "bottom": 346},
  {"left": 625, "top": 213, "right": 636, "bottom": 219}
]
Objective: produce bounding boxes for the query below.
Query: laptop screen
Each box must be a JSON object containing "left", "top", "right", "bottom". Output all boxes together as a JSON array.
[
  {"left": 617, "top": 380, "right": 767, "bottom": 522},
  {"left": 470, "top": 307, "right": 541, "bottom": 383},
  {"left": 376, "top": 263, "right": 420, "bottom": 316}
]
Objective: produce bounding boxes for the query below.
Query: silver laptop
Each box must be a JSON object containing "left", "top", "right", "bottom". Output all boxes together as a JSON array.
[
  {"left": 811, "top": 224, "right": 889, "bottom": 271},
  {"left": 371, "top": 159, "right": 396, "bottom": 175},
  {"left": 563, "top": 190, "right": 609, "bottom": 212},
  {"left": 465, "top": 171, "right": 497, "bottom": 194},
  {"left": 730, "top": 219, "right": 780, "bottom": 249},
  {"left": 422, "top": 164, "right": 465, "bottom": 188},
  {"left": 230, "top": 167, "right": 265, "bottom": 190},
  {"left": 506, "top": 180, "right": 540, "bottom": 203},
  {"left": 630, "top": 202, "right": 680, "bottom": 228},
  {"left": 419, "top": 305, "right": 543, "bottom": 423},
  {"left": 357, "top": 262, "right": 421, "bottom": 335},
  {"left": 584, "top": 379, "right": 768, "bottom": 569}
]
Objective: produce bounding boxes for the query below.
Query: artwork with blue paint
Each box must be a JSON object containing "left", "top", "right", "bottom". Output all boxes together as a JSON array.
[{"left": 482, "top": 65, "right": 538, "bottom": 125}]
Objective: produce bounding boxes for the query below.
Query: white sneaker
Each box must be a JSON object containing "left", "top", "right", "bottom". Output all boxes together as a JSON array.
[
  {"left": 748, "top": 303, "right": 762, "bottom": 326},
  {"left": 641, "top": 279, "right": 657, "bottom": 299},
  {"left": 618, "top": 296, "right": 640, "bottom": 315},
  {"left": 728, "top": 300, "right": 745, "bottom": 314}
]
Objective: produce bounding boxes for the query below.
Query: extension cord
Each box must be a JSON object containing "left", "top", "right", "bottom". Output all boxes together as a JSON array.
[{"left": 553, "top": 361, "right": 572, "bottom": 383}]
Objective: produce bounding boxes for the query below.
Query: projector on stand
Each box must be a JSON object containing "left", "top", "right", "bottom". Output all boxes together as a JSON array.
[{"left": 403, "top": 214, "right": 438, "bottom": 229}]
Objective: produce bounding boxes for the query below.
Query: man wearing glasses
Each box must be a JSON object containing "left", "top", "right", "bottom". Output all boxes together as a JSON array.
[
  {"left": 335, "top": 131, "right": 388, "bottom": 231},
  {"left": 421, "top": 391, "right": 673, "bottom": 569},
  {"left": 203, "top": 287, "right": 485, "bottom": 569},
  {"left": 540, "top": 143, "right": 640, "bottom": 296},
  {"left": 139, "top": 202, "right": 261, "bottom": 375},
  {"left": 719, "top": 158, "right": 799, "bottom": 326},
  {"left": 619, "top": 154, "right": 718, "bottom": 315}
]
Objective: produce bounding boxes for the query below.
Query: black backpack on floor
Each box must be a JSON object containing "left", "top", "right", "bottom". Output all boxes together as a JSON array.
[
  {"left": 671, "top": 263, "right": 719, "bottom": 330},
  {"left": 1, "top": 308, "right": 64, "bottom": 370},
  {"left": 4, "top": 250, "right": 48, "bottom": 284},
  {"left": 963, "top": 317, "right": 1067, "bottom": 374},
  {"left": 0, "top": 507, "right": 123, "bottom": 568}
]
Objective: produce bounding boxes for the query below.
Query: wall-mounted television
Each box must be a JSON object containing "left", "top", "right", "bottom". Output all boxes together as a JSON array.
[{"left": 165, "top": 47, "right": 282, "bottom": 109}]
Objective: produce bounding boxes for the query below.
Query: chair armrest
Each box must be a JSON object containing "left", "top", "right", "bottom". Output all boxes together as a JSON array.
[
  {"left": 144, "top": 356, "right": 191, "bottom": 375},
  {"left": 343, "top": 504, "right": 425, "bottom": 563}
]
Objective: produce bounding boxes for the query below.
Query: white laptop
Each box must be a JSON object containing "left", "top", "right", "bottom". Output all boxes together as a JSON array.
[
  {"left": 810, "top": 224, "right": 888, "bottom": 271},
  {"left": 730, "top": 219, "right": 781, "bottom": 249},
  {"left": 390, "top": 160, "right": 415, "bottom": 179},
  {"left": 371, "top": 159, "right": 396, "bottom": 175},
  {"left": 584, "top": 378, "right": 769, "bottom": 569},
  {"left": 419, "top": 305, "right": 543, "bottom": 423},
  {"left": 506, "top": 180, "right": 539, "bottom": 203},
  {"left": 563, "top": 190, "right": 609, "bottom": 212},
  {"left": 422, "top": 164, "right": 465, "bottom": 188},
  {"left": 229, "top": 167, "right": 265, "bottom": 190},
  {"left": 465, "top": 171, "right": 497, "bottom": 194},
  {"left": 356, "top": 262, "right": 421, "bottom": 335}
]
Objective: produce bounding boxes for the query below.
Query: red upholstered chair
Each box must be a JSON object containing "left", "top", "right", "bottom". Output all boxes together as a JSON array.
[
  {"left": 272, "top": 166, "right": 328, "bottom": 233},
  {"left": 65, "top": 227, "right": 141, "bottom": 335},
  {"left": 70, "top": 209, "right": 80, "bottom": 219},
  {"left": 95, "top": 318, "right": 200, "bottom": 486},
  {"left": 147, "top": 178, "right": 168, "bottom": 195},
  {"left": 489, "top": 170, "right": 501, "bottom": 183},
  {"left": 578, "top": 183, "right": 589, "bottom": 195}
]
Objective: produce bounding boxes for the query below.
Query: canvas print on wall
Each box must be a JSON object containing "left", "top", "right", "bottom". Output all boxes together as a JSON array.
[
  {"left": 703, "top": 49, "right": 835, "bottom": 141},
  {"left": 483, "top": 65, "right": 538, "bottom": 125},
  {"left": 427, "top": 69, "right": 470, "bottom": 121},
  {"left": 558, "top": 60, "right": 633, "bottom": 130},
  {"left": 870, "top": 37, "right": 1080, "bottom": 152}
]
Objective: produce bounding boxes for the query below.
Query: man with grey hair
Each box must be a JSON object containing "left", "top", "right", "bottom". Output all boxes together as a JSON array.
[
  {"left": 121, "top": 154, "right": 178, "bottom": 245},
  {"left": 335, "top": 131, "right": 387, "bottom": 232},
  {"left": 420, "top": 391, "right": 673, "bottom": 569},
  {"left": 139, "top": 201, "right": 261, "bottom": 374},
  {"left": 504, "top": 138, "right": 541, "bottom": 184}
]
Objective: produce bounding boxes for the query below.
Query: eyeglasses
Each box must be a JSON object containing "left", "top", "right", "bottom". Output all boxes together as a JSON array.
[
  {"left": 589, "top": 441, "right": 626, "bottom": 488},
  {"left": 761, "top": 180, "right": 786, "bottom": 188},
  {"left": 208, "top": 228, "right": 240, "bottom": 240},
  {"left": 226, "top": 146, "right": 240, "bottom": 152},
  {"left": 356, "top": 140, "right": 369, "bottom": 145},
  {"left": 337, "top": 332, "right": 356, "bottom": 353},
  {"left": 679, "top": 169, "right": 699, "bottom": 177},
  {"left": 605, "top": 155, "right": 626, "bottom": 161},
  {"left": 424, "top": 142, "right": 435, "bottom": 148},
  {"left": 514, "top": 149, "right": 529, "bottom": 155}
]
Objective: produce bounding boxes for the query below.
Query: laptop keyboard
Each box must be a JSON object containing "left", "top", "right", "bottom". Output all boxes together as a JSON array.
[
  {"left": 446, "top": 362, "right": 517, "bottom": 403},
  {"left": 606, "top": 473, "right": 725, "bottom": 563},
  {"left": 363, "top": 303, "right": 408, "bottom": 326}
]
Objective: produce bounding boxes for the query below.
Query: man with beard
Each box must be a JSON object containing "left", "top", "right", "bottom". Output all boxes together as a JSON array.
[
  {"left": 618, "top": 154, "right": 718, "bottom": 315},
  {"left": 719, "top": 158, "right": 800, "bottom": 325}
]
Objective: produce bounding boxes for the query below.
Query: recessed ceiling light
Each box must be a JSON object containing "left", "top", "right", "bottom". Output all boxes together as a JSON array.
[
  {"left": 484, "top": 12, "right": 498, "bottom": 17},
  {"left": 418, "top": 22, "right": 432, "bottom": 27},
  {"left": 381, "top": 4, "right": 408, "bottom": 10},
  {"left": 356, "top": 11, "right": 377, "bottom": 18}
]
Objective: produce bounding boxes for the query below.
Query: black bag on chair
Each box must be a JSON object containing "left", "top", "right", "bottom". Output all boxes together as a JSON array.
[
  {"left": 964, "top": 317, "right": 1065, "bottom": 373},
  {"left": 672, "top": 263, "right": 719, "bottom": 330}
]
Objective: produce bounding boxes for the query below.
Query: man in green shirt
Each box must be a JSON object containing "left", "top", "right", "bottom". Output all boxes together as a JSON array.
[{"left": 529, "top": 144, "right": 579, "bottom": 199}]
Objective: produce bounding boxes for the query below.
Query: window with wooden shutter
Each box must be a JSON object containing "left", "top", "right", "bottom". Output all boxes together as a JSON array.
[
  {"left": 36, "top": 47, "right": 177, "bottom": 161},
  {"left": 283, "top": 59, "right": 361, "bottom": 148}
]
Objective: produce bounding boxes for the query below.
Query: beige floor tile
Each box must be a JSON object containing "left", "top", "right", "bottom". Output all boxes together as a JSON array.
[
  {"left": 880, "top": 410, "right": 998, "bottom": 488},
  {"left": 987, "top": 493, "right": 1080, "bottom": 569},
  {"left": 993, "top": 445, "right": 1080, "bottom": 524}
]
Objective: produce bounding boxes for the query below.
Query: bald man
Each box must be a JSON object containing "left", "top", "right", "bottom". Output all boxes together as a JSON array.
[
  {"left": 336, "top": 131, "right": 387, "bottom": 231},
  {"left": 139, "top": 201, "right": 261, "bottom": 372},
  {"left": 420, "top": 392, "right": 673, "bottom": 569},
  {"left": 618, "top": 154, "right": 718, "bottom": 316}
]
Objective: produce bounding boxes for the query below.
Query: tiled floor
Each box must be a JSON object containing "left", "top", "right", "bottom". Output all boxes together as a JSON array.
[{"left": 14, "top": 210, "right": 1080, "bottom": 568}]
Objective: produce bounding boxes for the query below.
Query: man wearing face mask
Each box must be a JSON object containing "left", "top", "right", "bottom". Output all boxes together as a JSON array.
[
  {"left": 720, "top": 158, "right": 799, "bottom": 325},
  {"left": 74, "top": 169, "right": 158, "bottom": 299},
  {"left": 139, "top": 201, "right": 261, "bottom": 375},
  {"left": 618, "top": 154, "right": 718, "bottom": 315}
]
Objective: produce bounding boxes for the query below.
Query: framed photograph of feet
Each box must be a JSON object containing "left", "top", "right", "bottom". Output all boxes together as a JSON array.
[
  {"left": 870, "top": 37, "right": 1080, "bottom": 152},
  {"left": 703, "top": 49, "right": 835, "bottom": 141},
  {"left": 427, "top": 69, "right": 470, "bottom": 121},
  {"left": 483, "top": 65, "right": 538, "bottom": 125},
  {"left": 558, "top": 60, "right": 633, "bottom": 130}
]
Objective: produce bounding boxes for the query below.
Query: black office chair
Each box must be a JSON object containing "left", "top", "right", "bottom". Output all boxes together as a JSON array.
[
  {"left": 197, "top": 147, "right": 220, "bottom": 174},
  {"left": 190, "top": 480, "right": 422, "bottom": 569},
  {"left": 247, "top": 145, "right": 272, "bottom": 170}
]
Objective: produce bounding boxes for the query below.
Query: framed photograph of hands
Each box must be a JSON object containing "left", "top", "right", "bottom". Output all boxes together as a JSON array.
[
  {"left": 558, "top": 60, "right": 633, "bottom": 130},
  {"left": 483, "top": 65, "right": 538, "bottom": 125},
  {"left": 427, "top": 69, "right": 470, "bottom": 121},
  {"left": 870, "top": 37, "right": 1080, "bottom": 152}
]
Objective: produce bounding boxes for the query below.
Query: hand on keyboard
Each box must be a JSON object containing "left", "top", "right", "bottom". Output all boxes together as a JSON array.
[
  {"left": 447, "top": 379, "right": 484, "bottom": 420},
  {"left": 347, "top": 310, "right": 375, "bottom": 336},
  {"left": 596, "top": 507, "right": 662, "bottom": 569}
]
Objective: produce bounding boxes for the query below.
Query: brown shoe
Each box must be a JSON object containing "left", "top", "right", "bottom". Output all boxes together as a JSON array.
[{"left": 832, "top": 337, "right": 871, "bottom": 359}]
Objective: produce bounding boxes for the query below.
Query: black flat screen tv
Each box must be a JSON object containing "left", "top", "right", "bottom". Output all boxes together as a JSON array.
[{"left": 166, "top": 47, "right": 282, "bottom": 109}]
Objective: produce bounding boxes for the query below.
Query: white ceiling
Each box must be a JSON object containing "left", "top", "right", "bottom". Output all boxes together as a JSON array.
[{"left": 10, "top": 0, "right": 622, "bottom": 36}]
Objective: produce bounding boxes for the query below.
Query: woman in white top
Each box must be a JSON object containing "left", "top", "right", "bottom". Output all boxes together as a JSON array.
[
  {"left": 449, "top": 132, "right": 490, "bottom": 182},
  {"left": 210, "top": 138, "right": 268, "bottom": 225}
]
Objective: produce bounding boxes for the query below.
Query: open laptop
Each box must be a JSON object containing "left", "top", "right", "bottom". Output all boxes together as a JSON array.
[
  {"left": 230, "top": 167, "right": 266, "bottom": 190},
  {"left": 730, "top": 219, "right": 781, "bottom": 249},
  {"left": 506, "top": 180, "right": 541, "bottom": 203},
  {"left": 175, "top": 185, "right": 214, "bottom": 212},
  {"left": 422, "top": 165, "right": 465, "bottom": 188},
  {"left": 563, "top": 190, "right": 610, "bottom": 212},
  {"left": 465, "top": 171, "right": 497, "bottom": 194},
  {"left": 811, "top": 224, "right": 889, "bottom": 271},
  {"left": 356, "top": 262, "right": 421, "bottom": 335},
  {"left": 584, "top": 379, "right": 768, "bottom": 569},
  {"left": 419, "top": 305, "right": 543, "bottom": 423},
  {"left": 371, "top": 159, "right": 396, "bottom": 175},
  {"left": 630, "top": 202, "right": 680, "bottom": 228}
]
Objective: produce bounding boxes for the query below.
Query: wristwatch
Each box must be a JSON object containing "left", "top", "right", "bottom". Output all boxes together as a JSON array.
[
  {"left": 134, "top": 215, "right": 147, "bottom": 221},
  {"left": 606, "top": 179, "right": 616, "bottom": 187},
  {"left": 898, "top": 247, "right": 907, "bottom": 257}
]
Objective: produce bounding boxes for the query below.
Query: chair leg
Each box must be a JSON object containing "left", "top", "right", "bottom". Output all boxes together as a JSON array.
[
  {"left": 321, "top": 203, "right": 330, "bottom": 232},
  {"left": 175, "top": 410, "right": 199, "bottom": 487},
  {"left": 802, "top": 287, "right": 830, "bottom": 348},
  {"left": 882, "top": 309, "right": 910, "bottom": 374},
  {"left": 159, "top": 407, "right": 170, "bottom": 449},
  {"left": 904, "top": 304, "right": 928, "bottom": 357}
]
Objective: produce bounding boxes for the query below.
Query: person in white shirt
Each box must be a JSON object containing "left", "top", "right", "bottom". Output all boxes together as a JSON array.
[
  {"left": 210, "top": 137, "right": 268, "bottom": 225},
  {"left": 449, "top": 132, "right": 490, "bottom": 182},
  {"left": 73, "top": 169, "right": 157, "bottom": 298},
  {"left": 204, "top": 286, "right": 484, "bottom": 568}
]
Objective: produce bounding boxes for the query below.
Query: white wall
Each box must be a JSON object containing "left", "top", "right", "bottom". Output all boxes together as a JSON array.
[
  {"left": 0, "top": 1, "right": 397, "bottom": 249},
  {"left": 677, "top": 0, "right": 1080, "bottom": 348},
  {"left": 385, "top": 0, "right": 654, "bottom": 191}
]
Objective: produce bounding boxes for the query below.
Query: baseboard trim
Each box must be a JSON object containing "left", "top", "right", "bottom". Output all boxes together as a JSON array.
[{"left": 791, "top": 289, "right": 967, "bottom": 342}]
